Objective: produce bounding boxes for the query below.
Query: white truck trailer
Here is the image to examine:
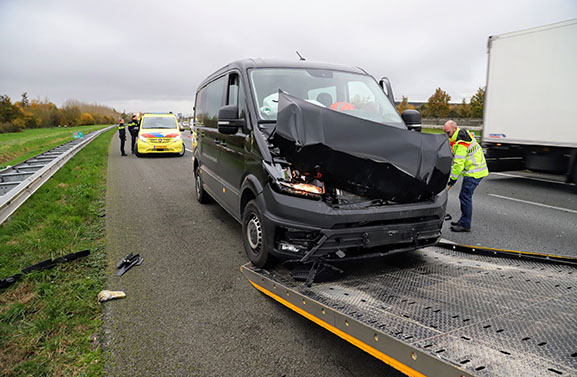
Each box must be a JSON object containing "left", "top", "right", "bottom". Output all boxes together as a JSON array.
[{"left": 483, "top": 19, "right": 577, "bottom": 183}]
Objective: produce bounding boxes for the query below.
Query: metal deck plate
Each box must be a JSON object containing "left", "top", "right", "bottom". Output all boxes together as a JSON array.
[{"left": 242, "top": 246, "right": 577, "bottom": 377}]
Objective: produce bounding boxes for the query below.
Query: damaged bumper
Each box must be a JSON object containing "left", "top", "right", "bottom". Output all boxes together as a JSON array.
[{"left": 258, "top": 185, "right": 447, "bottom": 261}]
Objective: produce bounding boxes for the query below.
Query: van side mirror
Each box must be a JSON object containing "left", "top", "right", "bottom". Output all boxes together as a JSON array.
[
  {"left": 217, "top": 105, "right": 245, "bottom": 134},
  {"left": 401, "top": 109, "right": 422, "bottom": 132},
  {"left": 378, "top": 77, "right": 395, "bottom": 105}
]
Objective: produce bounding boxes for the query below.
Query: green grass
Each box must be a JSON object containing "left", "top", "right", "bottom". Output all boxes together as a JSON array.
[
  {"left": 0, "top": 125, "right": 108, "bottom": 169},
  {"left": 423, "top": 127, "right": 482, "bottom": 143},
  {"left": 0, "top": 128, "right": 114, "bottom": 377},
  {"left": 422, "top": 127, "right": 444, "bottom": 134}
]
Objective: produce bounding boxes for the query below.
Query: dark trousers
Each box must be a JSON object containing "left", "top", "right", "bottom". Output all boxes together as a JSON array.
[
  {"left": 130, "top": 134, "right": 137, "bottom": 153},
  {"left": 458, "top": 176, "right": 483, "bottom": 229},
  {"left": 120, "top": 137, "right": 126, "bottom": 155}
]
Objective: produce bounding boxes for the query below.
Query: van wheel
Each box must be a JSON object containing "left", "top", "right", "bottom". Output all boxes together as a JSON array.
[
  {"left": 178, "top": 144, "right": 185, "bottom": 157},
  {"left": 242, "top": 200, "right": 274, "bottom": 268},
  {"left": 195, "top": 166, "right": 211, "bottom": 204}
]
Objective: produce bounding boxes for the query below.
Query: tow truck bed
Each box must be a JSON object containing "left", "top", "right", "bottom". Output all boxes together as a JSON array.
[{"left": 241, "top": 243, "right": 577, "bottom": 377}]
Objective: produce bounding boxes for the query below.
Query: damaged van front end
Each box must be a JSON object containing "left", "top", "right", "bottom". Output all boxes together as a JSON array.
[
  {"left": 193, "top": 60, "right": 452, "bottom": 271},
  {"left": 256, "top": 91, "right": 452, "bottom": 263}
]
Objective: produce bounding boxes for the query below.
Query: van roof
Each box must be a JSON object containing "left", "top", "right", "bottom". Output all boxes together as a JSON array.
[{"left": 198, "top": 58, "right": 369, "bottom": 90}]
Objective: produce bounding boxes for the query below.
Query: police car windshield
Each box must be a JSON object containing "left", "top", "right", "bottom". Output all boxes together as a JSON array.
[
  {"left": 141, "top": 117, "right": 178, "bottom": 129},
  {"left": 249, "top": 68, "right": 404, "bottom": 127}
]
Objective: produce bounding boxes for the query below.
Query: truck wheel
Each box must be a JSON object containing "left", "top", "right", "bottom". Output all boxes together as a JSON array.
[
  {"left": 194, "top": 166, "right": 211, "bottom": 204},
  {"left": 242, "top": 200, "right": 274, "bottom": 268}
]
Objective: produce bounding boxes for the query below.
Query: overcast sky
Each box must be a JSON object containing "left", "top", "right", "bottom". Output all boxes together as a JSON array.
[{"left": 1, "top": 0, "right": 575, "bottom": 115}]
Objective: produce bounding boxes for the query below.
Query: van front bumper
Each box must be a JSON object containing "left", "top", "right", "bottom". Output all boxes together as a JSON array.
[{"left": 257, "top": 186, "right": 447, "bottom": 261}]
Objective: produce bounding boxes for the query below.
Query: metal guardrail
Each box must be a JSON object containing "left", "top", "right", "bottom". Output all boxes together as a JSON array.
[{"left": 0, "top": 126, "right": 114, "bottom": 225}]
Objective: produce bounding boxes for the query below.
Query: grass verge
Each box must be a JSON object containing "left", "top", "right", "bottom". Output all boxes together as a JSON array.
[
  {"left": 0, "top": 128, "right": 114, "bottom": 377},
  {"left": 0, "top": 125, "right": 108, "bottom": 169}
]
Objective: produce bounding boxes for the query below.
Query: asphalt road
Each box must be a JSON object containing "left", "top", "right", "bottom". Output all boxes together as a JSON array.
[
  {"left": 442, "top": 170, "right": 577, "bottom": 257},
  {"left": 103, "top": 133, "right": 403, "bottom": 377},
  {"left": 103, "top": 131, "right": 577, "bottom": 376}
]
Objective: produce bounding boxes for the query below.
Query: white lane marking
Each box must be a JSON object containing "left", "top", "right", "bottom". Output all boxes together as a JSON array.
[
  {"left": 186, "top": 148, "right": 192, "bottom": 152},
  {"left": 492, "top": 172, "right": 566, "bottom": 185},
  {"left": 489, "top": 194, "right": 577, "bottom": 214}
]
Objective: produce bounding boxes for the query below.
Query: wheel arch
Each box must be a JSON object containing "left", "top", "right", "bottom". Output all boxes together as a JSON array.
[{"left": 240, "top": 174, "right": 264, "bottom": 216}]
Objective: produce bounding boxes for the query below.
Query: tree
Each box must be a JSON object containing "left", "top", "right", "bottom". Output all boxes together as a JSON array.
[
  {"left": 20, "top": 92, "right": 30, "bottom": 107},
  {"left": 470, "top": 87, "right": 485, "bottom": 118},
  {"left": 60, "top": 101, "right": 81, "bottom": 125},
  {"left": 424, "top": 88, "right": 451, "bottom": 117},
  {"left": 457, "top": 98, "right": 471, "bottom": 118},
  {"left": 396, "top": 96, "right": 415, "bottom": 113},
  {"left": 79, "top": 113, "right": 95, "bottom": 125},
  {"left": 0, "top": 95, "right": 23, "bottom": 122}
]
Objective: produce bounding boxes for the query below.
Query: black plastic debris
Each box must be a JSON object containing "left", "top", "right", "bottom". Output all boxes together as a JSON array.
[
  {"left": 116, "top": 253, "right": 143, "bottom": 276},
  {"left": 0, "top": 249, "right": 90, "bottom": 290},
  {"left": 0, "top": 273, "right": 22, "bottom": 289}
]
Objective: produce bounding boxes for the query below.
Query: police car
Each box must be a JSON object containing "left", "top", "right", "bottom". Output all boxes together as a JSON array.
[{"left": 136, "top": 113, "right": 185, "bottom": 156}]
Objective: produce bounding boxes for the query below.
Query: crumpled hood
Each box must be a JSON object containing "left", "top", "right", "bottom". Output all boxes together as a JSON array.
[{"left": 272, "top": 91, "right": 452, "bottom": 203}]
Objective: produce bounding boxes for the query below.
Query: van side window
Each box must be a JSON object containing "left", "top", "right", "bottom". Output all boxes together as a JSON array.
[
  {"left": 227, "top": 74, "right": 246, "bottom": 121},
  {"left": 197, "top": 76, "right": 226, "bottom": 128}
]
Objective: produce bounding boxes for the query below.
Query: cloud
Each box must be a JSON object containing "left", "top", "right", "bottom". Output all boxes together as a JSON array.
[{"left": 1, "top": 0, "right": 575, "bottom": 113}]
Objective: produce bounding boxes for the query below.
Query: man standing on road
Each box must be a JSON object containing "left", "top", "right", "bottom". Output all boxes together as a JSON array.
[
  {"left": 444, "top": 120, "right": 489, "bottom": 232},
  {"left": 118, "top": 119, "right": 127, "bottom": 156},
  {"left": 127, "top": 114, "right": 140, "bottom": 154}
]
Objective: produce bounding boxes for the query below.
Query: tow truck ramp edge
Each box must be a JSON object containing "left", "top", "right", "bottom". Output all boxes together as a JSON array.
[{"left": 241, "top": 243, "right": 577, "bottom": 377}]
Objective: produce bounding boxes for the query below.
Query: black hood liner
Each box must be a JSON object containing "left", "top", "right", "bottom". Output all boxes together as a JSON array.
[{"left": 272, "top": 91, "right": 452, "bottom": 203}]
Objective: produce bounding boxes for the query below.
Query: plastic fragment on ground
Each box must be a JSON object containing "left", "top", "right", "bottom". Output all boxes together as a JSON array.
[{"left": 98, "top": 290, "right": 126, "bottom": 302}]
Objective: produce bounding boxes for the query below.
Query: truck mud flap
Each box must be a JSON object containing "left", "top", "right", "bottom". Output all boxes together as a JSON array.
[{"left": 242, "top": 244, "right": 577, "bottom": 377}]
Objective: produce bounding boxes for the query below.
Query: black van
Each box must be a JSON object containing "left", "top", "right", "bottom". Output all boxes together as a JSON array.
[{"left": 192, "top": 59, "right": 452, "bottom": 268}]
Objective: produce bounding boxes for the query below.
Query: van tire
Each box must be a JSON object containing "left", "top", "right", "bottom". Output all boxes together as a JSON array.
[
  {"left": 195, "top": 166, "right": 211, "bottom": 204},
  {"left": 178, "top": 144, "right": 185, "bottom": 157},
  {"left": 242, "top": 200, "right": 274, "bottom": 268}
]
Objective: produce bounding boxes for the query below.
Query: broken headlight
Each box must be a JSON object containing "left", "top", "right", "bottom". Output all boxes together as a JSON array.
[{"left": 274, "top": 180, "right": 325, "bottom": 199}]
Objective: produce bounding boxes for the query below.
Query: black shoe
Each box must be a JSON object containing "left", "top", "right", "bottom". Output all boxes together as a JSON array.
[
  {"left": 450, "top": 221, "right": 460, "bottom": 226},
  {"left": 122, "top": 153, "right": 127, "bottom": 156},
  {"left": 451, "top": 225, "right": 471, "bottom": 232}
]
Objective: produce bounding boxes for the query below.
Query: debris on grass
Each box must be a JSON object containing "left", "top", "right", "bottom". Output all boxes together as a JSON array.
[{"left": 97, "top": 290, "right": 126, "bottom": 303}]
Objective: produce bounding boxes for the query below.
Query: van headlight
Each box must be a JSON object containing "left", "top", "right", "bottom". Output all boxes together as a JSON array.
[
  {"left": 173, "top": 135, "right": 181, "bottom": 142},
  {"left": 138, "top": 135, "right": 148, "bottom": 143},
  {"left": 274, "top": 181, "right": 324, "bottom": 199}
]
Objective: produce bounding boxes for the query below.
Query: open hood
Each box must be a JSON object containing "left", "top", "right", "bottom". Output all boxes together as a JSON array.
[{"left": 272, "top": 91, "right": 452, "bottom": 203}]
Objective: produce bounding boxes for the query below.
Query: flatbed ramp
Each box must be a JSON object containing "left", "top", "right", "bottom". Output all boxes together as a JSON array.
[{"left": 241, "top": 244, "right": 577, "bottom": 377}]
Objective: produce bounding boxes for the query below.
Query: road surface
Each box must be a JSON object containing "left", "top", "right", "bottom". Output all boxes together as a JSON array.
[{"left": 103, "top": 131, "right": 576, "bottom": 376}]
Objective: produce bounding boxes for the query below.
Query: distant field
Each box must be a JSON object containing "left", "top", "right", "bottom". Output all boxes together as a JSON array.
[
  {"left": 0, "top": 125, "right": 109, "bottom": 168},
  {"left": 423, "top": 127, "right": 444, "bottom": 134}
]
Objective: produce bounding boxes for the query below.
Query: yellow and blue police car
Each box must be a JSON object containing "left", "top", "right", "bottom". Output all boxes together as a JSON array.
[{"left": 136, "top": 113, "right": 185, "bottom": 156}]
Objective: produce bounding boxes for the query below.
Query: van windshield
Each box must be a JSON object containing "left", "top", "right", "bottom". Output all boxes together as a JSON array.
[
  {"left": 249, "top": 68, "right": 404, "bottom": 127},
  {"left": 141, "top": 116, "right": 178, "bottom": 129}
]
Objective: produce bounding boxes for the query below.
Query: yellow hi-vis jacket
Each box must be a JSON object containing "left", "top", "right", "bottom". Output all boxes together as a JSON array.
[{"left": 449, "top": 127, "right": 489, "bottom": 182}]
